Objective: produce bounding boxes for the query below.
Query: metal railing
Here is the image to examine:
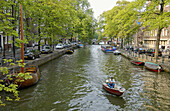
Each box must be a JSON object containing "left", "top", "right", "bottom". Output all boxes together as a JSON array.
[{"left": 122, "top": 49, "right": 170, "bottom": 65}]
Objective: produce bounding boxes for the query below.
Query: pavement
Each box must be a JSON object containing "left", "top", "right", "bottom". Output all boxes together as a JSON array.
[
  {"left": 120, "top": 49, "right": 170, "bottom": 72},
  {"left": 0, "top": 46, "right": 43, "bottom": 66},
  {"left": 0, "top": 45, "right": 75, "bottom": 67}
]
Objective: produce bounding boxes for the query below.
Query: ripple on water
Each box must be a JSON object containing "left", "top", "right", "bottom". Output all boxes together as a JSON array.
[{"left": 2, "top": 45, "right": 170, "bottom": 111}]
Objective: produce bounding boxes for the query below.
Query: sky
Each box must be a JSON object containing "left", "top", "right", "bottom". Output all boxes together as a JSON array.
[{"left": 88, "top": 0, "right": 133, "bottom": 19}]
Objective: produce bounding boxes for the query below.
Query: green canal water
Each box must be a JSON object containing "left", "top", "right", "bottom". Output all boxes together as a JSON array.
[{"left": 1, "top": 45, "right": 170, "bottom": 111}]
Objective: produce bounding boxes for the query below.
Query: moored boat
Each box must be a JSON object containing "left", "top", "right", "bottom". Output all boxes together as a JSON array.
[
  {"left": 78, "top": 44, "right": 83, "bottom": 48},
  {"left": 101, "top": 45, "right": 116, "bottom": 53},
  {"left": 9, "top": 66, "right": 40, "bottom": 89},
  {"left": 144, "top": 62, "right": 162, "bottom": 72},
  {"left": 113, "top": 50, "right": 121, "bottom": 55},
  {"left": 66, "top": 49, "right": 74, "bottom": 54},
  {"left": 130, "top": 60, "right": 145, "bottom": 66},
  {"left": 103, "top": 82, "right": 125, "bottom": 96}
]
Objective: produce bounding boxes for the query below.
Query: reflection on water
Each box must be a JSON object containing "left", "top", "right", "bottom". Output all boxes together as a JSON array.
[
  {"left": 1, "top": 45, "right": 170, "bottom": 111},
  {"left": 105, "top": 94, "right": 126, "bottom": 108}
]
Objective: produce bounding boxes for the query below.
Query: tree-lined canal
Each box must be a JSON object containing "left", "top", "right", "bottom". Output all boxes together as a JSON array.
[{"left": 2, "top": 45, "right": 170, "bottom": 111}]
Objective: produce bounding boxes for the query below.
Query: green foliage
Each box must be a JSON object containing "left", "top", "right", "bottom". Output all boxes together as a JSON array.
[
  {"left": 1, "top": 0, "right": 98, "bottom": 105},
  {"left": 0, "top": 59, "right": 32, "bottom": 106},
  {"left": 103, "top": 0, "right": 136, "bottom": 40},
  {"left": 101, "top": 0, "right": 170, "bottom": 53},
  {"left": 0, "top": 0, "right": 97, "bottom": 106}
]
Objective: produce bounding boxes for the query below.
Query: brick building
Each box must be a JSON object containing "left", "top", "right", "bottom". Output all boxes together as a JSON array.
[{"left": 134, "top": 2, "right": 170, "bottom": 50}]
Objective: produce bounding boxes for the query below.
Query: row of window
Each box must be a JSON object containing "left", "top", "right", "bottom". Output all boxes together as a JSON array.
[
  {"left": 144, "top": 40, "right": 168, "bottom": 45},
  {"left": 144, "top": 29, "right": 168, "bottom": 37}
]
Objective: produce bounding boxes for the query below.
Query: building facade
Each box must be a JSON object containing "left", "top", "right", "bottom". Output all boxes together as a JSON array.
[
  {"left": 143, "top": 26, "right": 170, "bottom": 50},
  {"left": 134, "top": 4, "right": 170, "bottom": 50},
  {"left": 143, "top": 4, "right": 170, "bottom": 50}
]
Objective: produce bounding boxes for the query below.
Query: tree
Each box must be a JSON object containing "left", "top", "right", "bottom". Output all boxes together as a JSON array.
[
  {"left": 72, "top": 0, "right": 96, "bottom": 44},
  {"left": 137, "top": 0, "right": 170, "bottom": 59},
  {"left": 0, "top": 0, "right": 97, "bottom": 106},
  {"left": 104, "top": 0, "right": 138, "bottom": 47},
  {"left": 103, "top": 0, "right": 170, "bottom": 59},
  {"left": 96, "top": 13, "right": 105, "bottom": 42}
]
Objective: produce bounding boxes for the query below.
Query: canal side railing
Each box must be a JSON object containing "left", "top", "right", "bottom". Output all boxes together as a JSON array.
[{"left": 120, "top": 49, "right": 170, "bottom": 73}]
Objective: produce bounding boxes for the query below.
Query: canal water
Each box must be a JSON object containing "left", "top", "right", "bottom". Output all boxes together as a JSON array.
[{"left": 2, "top": 45, "right": 170, "bottom": 111}]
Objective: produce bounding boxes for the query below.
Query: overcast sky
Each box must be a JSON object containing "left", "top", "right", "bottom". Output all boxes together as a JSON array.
[{"left": 88, "top": 0, "right": 134, "bottom": 19}]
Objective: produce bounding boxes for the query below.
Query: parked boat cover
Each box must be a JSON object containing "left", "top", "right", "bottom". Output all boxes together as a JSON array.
[{"left": 145, "top": 62, "right": 160, "bottom": 70}]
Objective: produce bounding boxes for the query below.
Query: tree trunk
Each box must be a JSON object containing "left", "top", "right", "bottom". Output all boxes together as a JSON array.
[
  {"left": 155, "top": 28, "right": 162, "bottom": 59},
  {"left": 7, "top": 35, "right": 9, "bottom": 51},
  {"left": 3, "top": 36, "right": 5, "bottom": 59},
  {"left": 121, "top": 39, "right": 123, "bottom": 49},
  {"left": 116, "top": 38, "right": 118, "bottom": 46},
  {"left": 155, "top": 0, "right": 164, "bottom": 60},
  {"left": 38, "top": 19, "right": 41, "bottom": 51},
  {"left": 12, "top": 0, "right": 16, "bottom": 59}
]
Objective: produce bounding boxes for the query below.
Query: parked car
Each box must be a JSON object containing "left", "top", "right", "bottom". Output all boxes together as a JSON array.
[
  {"left": 63, "top": 43, "right": 70, "bottom": 48},
  {"left": 71, "top": 42, "right": 78, "bottom": 46},
  {"left": 56, "top": 43, "right": 64, "bottom": 49},
  {"left": 67, "top": 43, "right": 71, "bottom": 47},
  {"left": 41, "top": 45, "right": 53, "bottom": 54},
  {"left": 134, "top": 48, "right": 145, "bottom": 54},
  {"left": 145, "top": 48, "right": 162, "bottom": 57},
  {"left": 24, "top": 49, "right": 41, "bottom": 60}
]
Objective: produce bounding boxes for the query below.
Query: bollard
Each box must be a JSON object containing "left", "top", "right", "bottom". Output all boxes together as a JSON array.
[
  {"left": 162, "top": 55, "right": 164, "bottom": 63},
  {"left": 146, "top": 54, "right": 147, "bottom": 60},
  {"left": 156, "top": 55, "right": 158, "bottom": 63}
]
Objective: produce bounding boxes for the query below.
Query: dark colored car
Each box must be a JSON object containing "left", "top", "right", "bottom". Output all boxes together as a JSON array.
[
  {"left": 134, "top": 48, "right": 145, "bottom": 54},
  {"left": 41, "top": 45, "right": 53, "bottom": 54},
  {"left": 145, "top": 48, "right": 162, "bottom": 57},
  {"left": 24, "top": 49, "right": 41, "bottom": 60}
]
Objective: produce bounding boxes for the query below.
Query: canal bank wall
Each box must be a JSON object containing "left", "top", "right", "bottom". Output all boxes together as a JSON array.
[
  {"left": 0, "top": 47, "right": 76, "bottom": 78},
  {"left": 120, "top": 49, "right": 170, "bottom": 73}
]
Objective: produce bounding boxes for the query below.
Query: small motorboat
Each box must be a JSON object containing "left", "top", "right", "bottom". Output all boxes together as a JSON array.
[
  {"left": 66, "top": 49, "right": 74, "bottom": 54},
  {"left": 130, "top": 60, "right": 145, "bottom": 66},
  {"left": 103, "top": 81, "right": 125, "bottom": 96},
  {"left": 144, "top": 62, "right": 162, "bottom": 72},
  {"left": 101, "top": 45, "right": 116, "bottom": 53},
  {"left": 113, "top": 50, "right": 121, "bottom": 55}
]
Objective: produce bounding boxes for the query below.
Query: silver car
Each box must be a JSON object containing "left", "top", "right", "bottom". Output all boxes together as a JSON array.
[{"left": 41, "top": 46, "right": 53, "bottom": 54}]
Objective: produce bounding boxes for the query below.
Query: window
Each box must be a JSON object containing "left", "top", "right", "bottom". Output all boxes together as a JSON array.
[
  {"left": 165, "top": 29, "right": 168, "bottom": 36},
  {"left": 155, "top": 30, "right": 157, "bottom": 36},
  {"left": 151, "top": 30, "right": 152, "bottom": 36}
]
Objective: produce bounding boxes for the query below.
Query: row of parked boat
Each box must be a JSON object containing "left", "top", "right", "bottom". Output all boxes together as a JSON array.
[
  {"left": 101, "top": 45, "right": 162, "bottom": 97},
  {"left": 130, "top": 60, "right": 162, "bottom": 72},
  {"left": 101, "top": 45, "right": 162, "bottom": 73}
]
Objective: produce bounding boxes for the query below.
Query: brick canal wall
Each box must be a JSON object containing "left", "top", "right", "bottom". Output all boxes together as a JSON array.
[
  {"left": 120, "top": 50, "right": 170, "bottom": 73},
  {"left": 0, "top": 47, "right": 75, "bottom": 78}
]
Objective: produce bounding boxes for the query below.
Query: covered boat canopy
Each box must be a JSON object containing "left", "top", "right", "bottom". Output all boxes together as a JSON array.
[
  {"left": 145, "top": 62, "right": 161, "bottom": 70},
  {"left": 101, "top": 45, "right": 116, "bottom": 49}
]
